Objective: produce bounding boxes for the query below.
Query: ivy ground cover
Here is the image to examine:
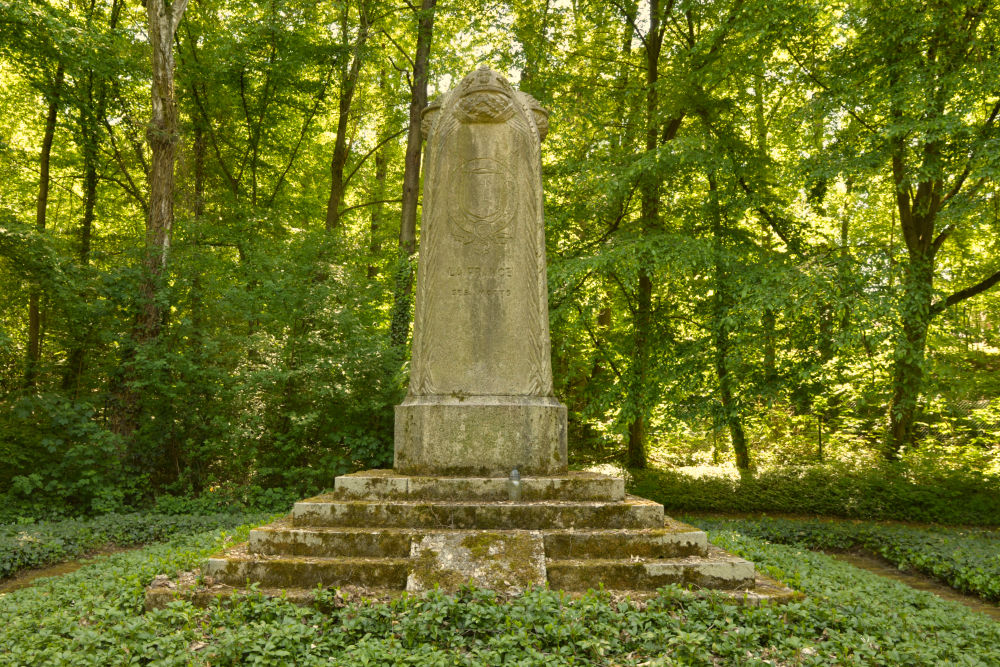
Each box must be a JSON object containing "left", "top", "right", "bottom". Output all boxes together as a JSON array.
[
  {"left": 0, "top": 512, "right": 271, "bottom": 580},
  {"left": 692, "top": 517, "right": 1000, "bottom": 603},
  {"left": 1, "top": 522, "right": 998, "bottom": 665}
]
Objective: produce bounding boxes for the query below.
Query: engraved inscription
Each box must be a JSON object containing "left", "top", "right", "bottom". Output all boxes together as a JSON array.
[
  {"left": 447, "top": 265, "right": 513, "bottom": 298},
  {"left": 450, "top": 288, "right": 512, "bottom": 297},
  {"left": 447, "top": 266, "right": 513, "bottom": 278}
]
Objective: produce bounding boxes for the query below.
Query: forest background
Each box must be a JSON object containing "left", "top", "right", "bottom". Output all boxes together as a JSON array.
[{"left": 1, "top": 0, "right": 999, "bottom": 519}]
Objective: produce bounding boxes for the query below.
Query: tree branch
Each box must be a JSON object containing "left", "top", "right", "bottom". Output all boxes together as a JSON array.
[
  {"left": 941, "top": 95, "right": 1000, "bottom": 206},
  {"left": 343, "top": 127, "right": 408, "bottom": 189},
  {"left": 931, "top": 267, "right": 1000, "bottom": 316},
  {"left": 338, "top": 197, "right": 403, "bottom": 216},
  {"left": 575, "top": 302, "right": 623, "bottom": 383}
]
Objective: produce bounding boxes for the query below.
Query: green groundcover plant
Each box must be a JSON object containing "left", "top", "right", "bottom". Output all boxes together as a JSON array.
[
  {"left": 2, "top": 523, "right": 999, "bottom": 665},
  {"left": 0, "top": 512, "right": 271, "bottom": 580},
  {"left": 692, "top": 517, "right": 1000, "bottom": 603}
]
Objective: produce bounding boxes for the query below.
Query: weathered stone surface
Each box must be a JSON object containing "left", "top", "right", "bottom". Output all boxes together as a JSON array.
[
  {"left": 334, "top": 469, "right": 624, "bottom": 502},
  {"left": 546, "top": 548, "right": 755, "bottom": 592},
  {"left": 291, "top": 495, "right": 664, "bottom": 530},
  {"left": 543, "top": 527, "right": 707, "bottom": 560},
  {"left": 395, "top": 65, "right": 567, "bottom": 476},
  {"left": 203, "top": 549, "right": 409, "bottom": 589},
  {"left": 249, "top": 522, "right": 413, "bottom": 558},
  {"left": 407, "top": 531, "right": 546, "bottom": 594}
]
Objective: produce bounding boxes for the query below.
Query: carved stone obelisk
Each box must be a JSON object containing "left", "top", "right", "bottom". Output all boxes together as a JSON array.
[{"left": 394, "top": 65, "right": 567, "bottom": 476}]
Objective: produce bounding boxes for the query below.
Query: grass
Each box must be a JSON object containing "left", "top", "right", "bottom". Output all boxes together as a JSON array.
[{"left": 1, "top": 521, "right": 998, "bottom": 665}]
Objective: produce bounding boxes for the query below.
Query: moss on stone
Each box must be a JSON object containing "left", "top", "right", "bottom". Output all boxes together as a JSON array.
[{"left": 408, "top": 546, "right": 467, "bottom": 592}]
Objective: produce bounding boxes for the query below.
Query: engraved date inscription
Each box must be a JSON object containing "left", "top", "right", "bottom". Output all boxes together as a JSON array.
[{"left": 451, "top": 288, "right": 512, "bottom": 297}]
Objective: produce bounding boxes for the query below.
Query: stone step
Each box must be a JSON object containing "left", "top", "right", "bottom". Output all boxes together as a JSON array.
[
  {"left": 206, "top": 547, "right": 751, "bottom": 592},
  {"left": 334, "top": 469, "right": 624, "bottom": 502},
  {"left": 546, "top": 548, "right": 755, "bottom": 592},
  {"left": 250, "top": 523, "right": 709, "bottom": 560},
  {"left": 292, "top": 495, "right": 664, "bottom": 530},
  {"left": 249, "top": 523, "right": 413, "bottom": 558},
  {"left": 542, "top": 525, "right": 708, "bottom": 560},
  {"left": 203, "top": 551, "right": 409, "bottom": 589}
]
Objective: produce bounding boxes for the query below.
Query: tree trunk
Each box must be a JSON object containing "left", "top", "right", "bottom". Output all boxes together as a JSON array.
[
  {"left": 709, "top": 174, "right": 750, "bottom": 470},
  {"left": 389, "top": 0, "right": 437, "bottom": 349},
  {"left": 367, "top": 141, "right": 388, "bottom": 279},
  {"left": 366, "top": 69, "right": 391, "bottom": 278},
  {"left": 625, "top": 0, "right": 663, "bottom": 469},
  {"left": 626, "top": 272, "right": 652, "bottom": 469},
  {"left": 753, "top": 68, "right": 778, "bottom": 392},
  {"left": 887, "top": 252, "right": 934, "bottom": 458},
  {"left": 110, "top": 0, "right": 188, "bottom": 440},
  {"left": 325, "top": 2, "right": 370, "bottom": 231},
  {"left": 24, "top": 64, "right": 64, "bottom": 389}
]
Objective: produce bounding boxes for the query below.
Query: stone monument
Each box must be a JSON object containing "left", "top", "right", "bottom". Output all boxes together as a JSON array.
[
  {"left": 395, "top": 65, "right": 567, "bottom": 476},
  {"left": 145, "top": 66, "right": 789, "bottom": 608}
]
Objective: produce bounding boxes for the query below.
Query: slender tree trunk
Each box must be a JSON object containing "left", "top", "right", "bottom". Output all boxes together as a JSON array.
[
  {"left": 110, "top": 0, "right": 188, "bottom": 440},
  {"left": 390, "top": 0, "right": 437, "bottom": 348},
  {"left": 368, "top": 142, "right": 388, "bottom": 279},
  {"left": 709, "top": 174, "right": 750, "bottom": 470},
  {"left": 325, "top": 2, "right": 370, "bottom": 231},
  {"left": 63, "top": 0, "right": 123, "bottom": 396},
  {"left": 193, "top": 123, "right": 206, "bottom": 218},
  {"left": 190, "top": 121, "right": 207, "bottom": 339},
  {"left": 625, "top": 0, "right": 663, "bottom": 469},
  {"left": 626, "top": 272, "right": 652, "bottom": 468},
  {"left": 366, "top": 69, "right": 391, "bottom": 278},
  {"left": 24, "top": 64, "right": 64, "bottom": 389},
  {"left": 753, "top": 68, "right": 777, "bottom": 391}
]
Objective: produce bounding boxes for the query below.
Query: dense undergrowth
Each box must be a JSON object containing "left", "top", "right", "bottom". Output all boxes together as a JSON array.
[
  {"left": 629, "top": 463, "right": 1000, "bottom": 525},
  {"left": 1, "top": 523, "right": 999, "bottom": 665},
  {"left": 692, "top": 517, "right": 1000, "bottom": 603},
  {"left": 0, "top": 511, "right": 271, "bottom": 580}
]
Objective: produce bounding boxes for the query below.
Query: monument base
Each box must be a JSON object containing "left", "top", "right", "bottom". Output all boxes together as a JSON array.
[
  {"left": 394, "top": 395, "right": 567, "bottom": 476},
  {"left": 146, "top": 470, "right": 800, "bottom": 610}
]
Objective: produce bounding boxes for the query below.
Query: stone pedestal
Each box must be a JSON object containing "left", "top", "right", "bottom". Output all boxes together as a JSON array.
[{"left": 394, "top": 396, "right": 566, "bottom": 476}]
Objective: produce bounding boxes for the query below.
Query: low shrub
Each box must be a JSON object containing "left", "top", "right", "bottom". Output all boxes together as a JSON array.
[
  {"left": 2, "top": 524, "right": 999, "bottom": 665},
  {"left": 152, "top": 486, "right": 300, "bottom": 516},
  {"left": 0, "top": 511, "right": 270, "bottom": 580},
  {"left": 693, "top": 517, "right": 1000, "bottom": 602},
  {"left": 629, "top": 462, "right": 1000, "bottom": 525}
]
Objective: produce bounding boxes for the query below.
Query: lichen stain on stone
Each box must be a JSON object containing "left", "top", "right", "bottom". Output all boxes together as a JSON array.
[{"left": 408, "top": 546, "right": 467, "bottom": 592}]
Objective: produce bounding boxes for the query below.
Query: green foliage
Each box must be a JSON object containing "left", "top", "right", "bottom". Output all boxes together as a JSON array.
[
  {"left": 3, "top": 523, "right": 1000, "bottom": 665},
  {"left": 0, "top": 394, "right": 137, "bottom": 516},
  {"left": 152, "top": 486, "right": 298, "bottom": 516},
  {"left": 695, "top": 517, "right": 1000, "bottom": 602},
  {"left": 629, "top": 463, "right": 1000, "bottom": 525},
  {"left": 0, "top": 511, "right": 269, "bottom": 580},
  {"left": 1, "top": 0, "right": 999, "bottom": 504}
]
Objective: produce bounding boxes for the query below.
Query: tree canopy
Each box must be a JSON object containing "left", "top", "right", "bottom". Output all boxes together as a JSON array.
[{"left": 1, "top": 0, "right": 998, "bottom": 514}]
